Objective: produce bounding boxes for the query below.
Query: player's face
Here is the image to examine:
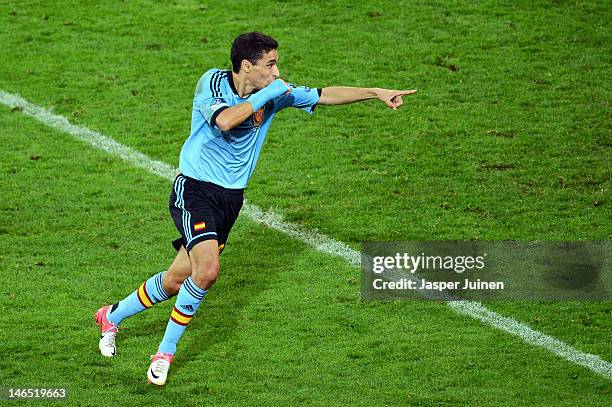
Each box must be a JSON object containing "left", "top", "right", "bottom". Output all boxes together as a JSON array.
[{"left": 250, "top": 49, "right": 280, "bottom": 89}]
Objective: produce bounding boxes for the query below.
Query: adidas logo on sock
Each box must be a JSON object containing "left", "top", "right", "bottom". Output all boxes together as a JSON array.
[{"left": 180, "top": 304, "right": 194, "bottom": 312}]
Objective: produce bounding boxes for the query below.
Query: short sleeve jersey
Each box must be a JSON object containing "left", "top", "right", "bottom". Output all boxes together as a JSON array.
[{"left": 178, "top": 69, "right": 320, "bottom": 189}]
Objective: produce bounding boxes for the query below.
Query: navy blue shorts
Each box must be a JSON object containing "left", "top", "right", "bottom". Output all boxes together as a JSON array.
[{"left": 169, "top": 174, "right": 243, "bottom": 253}]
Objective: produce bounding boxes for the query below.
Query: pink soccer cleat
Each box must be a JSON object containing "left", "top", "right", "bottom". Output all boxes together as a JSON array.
[
  {"left": 94, "top": 305, "right": 118, "bottom": 357},
  {"left": 147, "top": 352, "right": 174, "bottom": 385}
]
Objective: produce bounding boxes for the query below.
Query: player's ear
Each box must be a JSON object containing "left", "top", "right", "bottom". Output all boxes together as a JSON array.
[{"left": 241, "top": 59, "right": 252, "bottom": 73}]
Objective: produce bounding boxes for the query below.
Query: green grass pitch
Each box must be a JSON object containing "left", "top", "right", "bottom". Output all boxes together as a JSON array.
[{"left": 0, "top": 1, "right": 610, "bottom": 405}]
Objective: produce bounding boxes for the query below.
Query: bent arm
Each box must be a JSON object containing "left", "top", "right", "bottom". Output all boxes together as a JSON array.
[
  {"left": 213, "top": 79, "right": 290, "bottom": 131},
  {"left": 214, "top": 103, "right": 254, "bottom": 132}
]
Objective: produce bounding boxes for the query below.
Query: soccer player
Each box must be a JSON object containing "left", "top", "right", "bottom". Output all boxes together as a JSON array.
[{"left": 94, "top": 31, "right": 416, "bottom": 385}]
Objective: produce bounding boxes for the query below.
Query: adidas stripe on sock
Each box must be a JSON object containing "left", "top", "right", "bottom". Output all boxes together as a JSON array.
[{"left": 158, "top": 277, "right": 207, "bottom": 355}]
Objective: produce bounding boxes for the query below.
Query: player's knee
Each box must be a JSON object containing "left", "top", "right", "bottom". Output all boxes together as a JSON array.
[
  {"left": 192, "top": 259, "right": 220, "bottom": 290},
  {"left": 162, "top": 273, "right": 185, "bottom": 295},
  {"left": 164, "top": 266, "right": 190, "bottom": 295}
]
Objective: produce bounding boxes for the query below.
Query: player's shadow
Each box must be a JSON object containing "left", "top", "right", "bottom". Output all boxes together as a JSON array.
[{"left": 124, "top": 220, "right": 313, "bottom": 375}]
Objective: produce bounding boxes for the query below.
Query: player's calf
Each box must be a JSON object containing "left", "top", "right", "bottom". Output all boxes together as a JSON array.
[
  {"left": 163, "top": 246, "right": 192, "bottom": 295},
  {"left": 94, "top": 270, "right": 177, "bottom": 357}
]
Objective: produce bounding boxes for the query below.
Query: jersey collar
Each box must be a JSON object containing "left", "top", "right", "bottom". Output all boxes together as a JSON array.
[
  {"left": 227, "top": 70, "right": 239, "bottom": 96},
  {"left": 227, "top": 70, "right": 262, "bottom": 99}
]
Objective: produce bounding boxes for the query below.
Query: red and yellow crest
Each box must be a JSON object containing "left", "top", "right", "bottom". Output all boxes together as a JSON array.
[{"left": 253, "top": 105, "right": 265, "bottom": 127}]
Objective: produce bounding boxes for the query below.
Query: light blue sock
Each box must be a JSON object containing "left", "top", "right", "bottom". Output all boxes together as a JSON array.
[
  {"left": 107, "top": 271, "right": 171, "bottom": 325},
  {"left": 158, "top": 277, "right": 206, "bottom": 355}
]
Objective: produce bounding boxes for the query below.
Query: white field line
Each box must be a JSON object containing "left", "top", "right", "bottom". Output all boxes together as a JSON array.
[{"left": 2, "top": 90, "right": 611, "bottom": 381}]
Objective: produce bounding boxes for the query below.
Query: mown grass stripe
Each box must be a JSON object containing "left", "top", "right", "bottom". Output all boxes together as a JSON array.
[{"left": 2, "top": 89, "right": 610, "bottom": 380}]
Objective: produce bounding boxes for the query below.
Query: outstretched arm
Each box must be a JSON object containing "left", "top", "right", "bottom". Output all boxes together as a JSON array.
[{"left": 318, "top": 87, "right": 417, "bottom": 110}]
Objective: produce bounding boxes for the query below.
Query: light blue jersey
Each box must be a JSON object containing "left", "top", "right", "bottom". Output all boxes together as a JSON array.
[{"left": 178, "top": 69, "right": 320, "bottom": 189}]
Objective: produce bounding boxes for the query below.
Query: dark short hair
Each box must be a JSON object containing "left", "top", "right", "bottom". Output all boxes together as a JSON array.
[{"left": 230, "top": 32, "right": 278, "bottom": 73}]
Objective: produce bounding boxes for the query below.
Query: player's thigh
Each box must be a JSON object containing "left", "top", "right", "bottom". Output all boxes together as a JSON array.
[
  {"left": 169, "top": 175, "right": 219, "bottom": 253},
  {"left": 216, "top": 191, "right": 244, "bottom": 254}
]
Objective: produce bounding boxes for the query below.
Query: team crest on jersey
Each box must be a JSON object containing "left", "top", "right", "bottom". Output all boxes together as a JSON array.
[
  {"left": 253, "top": 105, "right": 265, "bottom": 127},
  {"left": 210, "top": 98, "right": 225, "bottom": 112}
]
